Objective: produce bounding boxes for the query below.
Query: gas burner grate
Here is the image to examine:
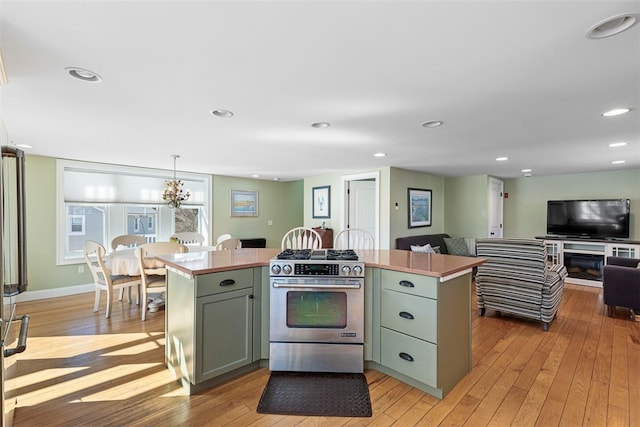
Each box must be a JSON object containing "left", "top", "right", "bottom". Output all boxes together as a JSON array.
[
  {"left": 276, "top": 249, "right": 312, "bottom": 260},
  {"left": 326, "top": 249, "right": 359, "bottom": 261}
]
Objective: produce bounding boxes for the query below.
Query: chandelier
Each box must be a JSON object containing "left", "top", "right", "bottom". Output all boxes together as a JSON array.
[{"left": 162, "top": 154, "right": 190, "bottom": 208}]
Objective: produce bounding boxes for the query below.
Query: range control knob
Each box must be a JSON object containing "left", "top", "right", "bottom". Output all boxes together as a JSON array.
[
  {"left": 342, "top": 265, "right": 351, "bottom": 275},
  {"left": 282, "top": 264, "right": 293, "bottom": 275},
  {"left": 270, "top": 264, "right": 281, "bottom": 275},
  {"left": 353, "top": 265, "right": 363, "bottom": 276}
]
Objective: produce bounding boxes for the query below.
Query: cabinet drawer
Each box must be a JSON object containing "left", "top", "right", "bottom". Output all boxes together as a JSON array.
[
  {"left": 195, "top": 268, "right": 253, "bottom": 297},
  {"left": 381, "top": 289, "right": 437, "bottom": 343},
  {"left": 381, "top": 269, "right": 437, "bottom": 299},
  {"left": 381, "top": 327, "right": 437, "bottom": 387}
]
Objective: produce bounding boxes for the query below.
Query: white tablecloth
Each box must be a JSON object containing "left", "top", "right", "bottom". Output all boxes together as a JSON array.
[{"left": 105, "top": 246, "right": 216, "bottom": 276}]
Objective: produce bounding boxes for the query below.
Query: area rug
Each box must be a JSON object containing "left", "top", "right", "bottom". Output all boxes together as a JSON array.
[{"left": 256, "top": 371, "right": 372, "bottom": 417}]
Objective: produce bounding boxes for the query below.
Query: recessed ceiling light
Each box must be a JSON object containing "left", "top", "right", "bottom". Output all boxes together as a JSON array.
[
  {"left": 273, "top": 177, "right": 280, "bottom": 181},
  {"left": 252, "top": 174, "right": 260, "bottom": 178},
  {"left": 524, "top": 173, "right": 532, "bottom": 178},
  {"left": 521, "top": 169, "right": 532, "bottom": 173},
  {"left": 496, "top": 157, "right": 509, "bottom": 161},
  {"left": 611, "top": 160, "right": 626, "bottom": 165},
  {"left": 65, "top": 67, "right": 102, "bottom": 83},
  {"left": 602, "top": 108, "right": 631, "bottom": 117},
  {"left": 211, "top": 109, "right": 234, "bottom": 118},
  {"left": 586, "top": 12, "right": 639, "bottom": 39},
  {"left": 421, "top": 120, "right": 443, "bottom": 128},
  {"left": 311, "top": 122, "right": 330, "bottom": 128},
  {"left": 608, "top": 142, "right": 628, "bottom": 148},
  {"left": 373, "top": 152, "right": 387, "bottom": 157}
]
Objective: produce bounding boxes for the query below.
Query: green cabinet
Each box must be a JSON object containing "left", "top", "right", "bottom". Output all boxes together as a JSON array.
[
  {"left": 374, "top": 268, "right": 472, "bottom": 399},
  {"left": 166, "top": 267, "right": 260, "bottom": 393},
  {"left": 195, "top": 287, "right": 253, "bottom": 382}
]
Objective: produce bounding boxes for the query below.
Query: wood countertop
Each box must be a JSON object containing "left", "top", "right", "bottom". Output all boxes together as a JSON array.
[{"left": 159, "top": 248, "right": 485, "bottom": 279}]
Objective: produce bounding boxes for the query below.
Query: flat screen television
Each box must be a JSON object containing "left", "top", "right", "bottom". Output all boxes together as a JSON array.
[{"left": 546, "top": 199, "right": 630, "bottom": 239}]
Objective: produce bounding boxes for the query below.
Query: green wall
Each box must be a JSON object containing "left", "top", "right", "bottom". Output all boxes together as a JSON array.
[
  {"left": 389, "top": 167, "right": 446, "bottom": 246},
  {"left": 444, "top": 175, "right": 490, "bottom": 238},
  {"left": 25, "top": 155, "right": 83, "bottom": 291},
  {"left": 503, "top": 169, "right": 640, "bottom": 240},
  {"left": 212, "top": 175, "right": 303, "bottom": 248},
  {"left": 303, "top": 174, "right": 343, "bottom": 230}
]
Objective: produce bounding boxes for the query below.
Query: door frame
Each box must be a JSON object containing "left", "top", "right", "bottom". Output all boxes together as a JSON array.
[{"left": 340, "top": 171, "right": 380, "bottom": 248}]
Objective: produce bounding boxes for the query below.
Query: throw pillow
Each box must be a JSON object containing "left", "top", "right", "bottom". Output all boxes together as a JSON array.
[
  {"left": 444, "top": 237, "right": 471, "bottom": 256},
  {"left": 432, "top": 246, "right": 441, "bottom": 254},
  {"left": 411, "top": 244, "right": 436, "bottom": 253}
]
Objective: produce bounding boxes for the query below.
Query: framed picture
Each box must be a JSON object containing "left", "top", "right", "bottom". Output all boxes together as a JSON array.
[
  {"left": 230, "top": 190, "right": 258, "bottom": 217},
  {"left": 312, "top": 185, "right": 331, "bottom": 218},
  {"left": 408, "top": 188, "right": 432, "bottom": 228}
]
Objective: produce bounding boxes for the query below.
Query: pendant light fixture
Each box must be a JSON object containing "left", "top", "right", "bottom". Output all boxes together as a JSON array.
[{"left": 162, "top": 154, "right": 190, "bottom": 208}]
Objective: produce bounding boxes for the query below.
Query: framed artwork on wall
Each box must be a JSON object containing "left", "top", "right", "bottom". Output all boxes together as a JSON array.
[
  {"left": 230, "top": 190, "right": 258, "bottom": 217},
  {"left": 408, "top": 188, "right": 432, "bottom": 228},
  {"left": 312, "top": 185, "right": 331, "bottom": 218}
]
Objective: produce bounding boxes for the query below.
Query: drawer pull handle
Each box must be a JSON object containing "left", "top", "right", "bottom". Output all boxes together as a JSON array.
[
  {"left": 220, "top": 279, "right": 236, "bottom": 287},
  {"left": 399, "top": 352, "right": 414, "bottom": 362},
  {"left": 399, "top": 280, "right": 415, "bottom": 288},
  {"left": 399, "top": 311, "right": 414, "bottom": 320}
]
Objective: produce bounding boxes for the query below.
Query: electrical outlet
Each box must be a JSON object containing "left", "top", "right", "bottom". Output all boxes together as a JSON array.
[
  {"left": 78, "top": 265, "right": 85, "bottom": 274},
  {"left": 267, "top": 220, "right": 273, "bottom": 226}
]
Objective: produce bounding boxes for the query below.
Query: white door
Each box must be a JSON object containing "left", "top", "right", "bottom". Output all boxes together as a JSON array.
[
  {"left": 341, "top": 172, "right": 379, "bottom": 248},
  {"left": 348, "top": 180, "right": 376, "bottom": 237},
  {"left": 488, "top": 177, "right": 504, "bottom": 238}
]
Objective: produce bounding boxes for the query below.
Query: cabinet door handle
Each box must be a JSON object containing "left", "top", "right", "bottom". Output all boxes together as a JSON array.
[
  {"left": 4, "top": 315, "right": 29, "bottom": 358},
  {"left": 399, "top": 311, "right": 414, "bottom": 320},
  {"left": 399, "top": 352, "right": 414, "bottom": 362},
  {"left": 399, "top": 280, "right": 414, "bottom": 288},
  {"left": 220, "top": 279, "right": 235, "bottom": 287}
]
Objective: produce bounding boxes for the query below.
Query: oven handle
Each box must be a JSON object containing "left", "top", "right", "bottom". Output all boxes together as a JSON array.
[{"left": 272, "top": 282, "right": 361, "bottom": 289}]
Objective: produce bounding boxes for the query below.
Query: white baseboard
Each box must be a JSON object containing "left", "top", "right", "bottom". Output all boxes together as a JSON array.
[{"left": 16, "top": 284, "right": 94, "bottom": 302}]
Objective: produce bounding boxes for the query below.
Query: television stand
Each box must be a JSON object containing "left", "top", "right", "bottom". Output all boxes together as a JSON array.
[{"left": 536, "top": 237, "right": 640, "bottom": 288}]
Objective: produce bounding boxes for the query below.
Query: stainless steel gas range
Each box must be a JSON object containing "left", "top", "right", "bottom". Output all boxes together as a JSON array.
[{"left": 269, "top": 249, "right": 365, "bottom": 373}]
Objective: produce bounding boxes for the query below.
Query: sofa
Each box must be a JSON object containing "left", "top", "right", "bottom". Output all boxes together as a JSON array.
[
  {"left": 475, "top": 238, "right": 567, "bottom": 331},
  {"left": 603, "top": 256, "right": 640, "bottom": 320},
  {"left": 395, "top": 233, "right": 476, "bottom": 256}
]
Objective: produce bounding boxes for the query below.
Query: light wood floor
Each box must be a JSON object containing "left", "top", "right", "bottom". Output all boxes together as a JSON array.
[{"left": 11, "top": 283, "right": 640, "bottom": 426}]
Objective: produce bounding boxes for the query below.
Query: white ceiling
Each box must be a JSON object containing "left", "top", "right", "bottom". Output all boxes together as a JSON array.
[{"left": 1, "top": 1, "right": 639, "bottom": 181}]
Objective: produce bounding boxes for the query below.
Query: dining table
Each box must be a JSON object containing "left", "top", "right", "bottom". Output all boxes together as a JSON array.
[{"left": 105, "top": 245, "right": 217, "bottom": 276}]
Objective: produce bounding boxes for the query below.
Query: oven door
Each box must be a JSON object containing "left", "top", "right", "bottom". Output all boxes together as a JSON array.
[{"left": 270, "top": 278, "right": 364, "bottom": 344}]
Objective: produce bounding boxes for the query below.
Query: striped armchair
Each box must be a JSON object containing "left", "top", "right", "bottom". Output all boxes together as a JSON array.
[{"left": 475, "top": 238, "right": 567, "bottom": 331}]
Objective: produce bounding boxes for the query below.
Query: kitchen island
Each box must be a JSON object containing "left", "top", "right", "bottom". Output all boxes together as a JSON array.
[{"left": 159, "top": 248, "right": 484, "bottom": 398}]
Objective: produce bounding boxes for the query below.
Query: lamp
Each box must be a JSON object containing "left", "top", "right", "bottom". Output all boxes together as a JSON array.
[{"left": 162, "top": 155, "right": 190, "bottom": 208}]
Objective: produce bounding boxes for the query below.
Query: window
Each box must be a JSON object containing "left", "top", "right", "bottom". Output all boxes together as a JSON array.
[
  {"left": 69, "top": 215, "right": 85, "bottom": 234},
  {"left": 126, "top": 205, "right": 157, "bottom": 242},
  {"left": 57, "top": 160, "right": 211, "bottom": 264},
  {"left": 65, "top": 205, "right": 106, "bottom": 257}
]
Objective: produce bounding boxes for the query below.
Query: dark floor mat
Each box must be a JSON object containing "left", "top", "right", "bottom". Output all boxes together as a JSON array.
[{"left": 256, "top": 371, "right": 372, "bottom": 417}]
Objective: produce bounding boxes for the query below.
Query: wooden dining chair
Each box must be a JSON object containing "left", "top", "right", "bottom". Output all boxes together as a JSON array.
[
  {"left": 334, "top": 228, "right": 375, "bottom": 250},
  {"left": 135, "top": 242, "right": 187, "bottom": 321},
  {"left": 135, "top": 242, "right": 189, "bottom": 321},
  {"left": 281, "top": 227, "right": 323, "bottom": 250},
  {"left": 215, "top": 238, "right": 242, "bottom": 251},
  {"left": 111, "top": 234, "right": 146, "bottom": 251},
  {"left": 171, "top": 232, "right": 205, "bottom": 246},
  {"left": 216, "top": 233, "right": 233, "bottom": 244},
  {"left": 83, "top": 240, "right": 141, "bottom": 319}
]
